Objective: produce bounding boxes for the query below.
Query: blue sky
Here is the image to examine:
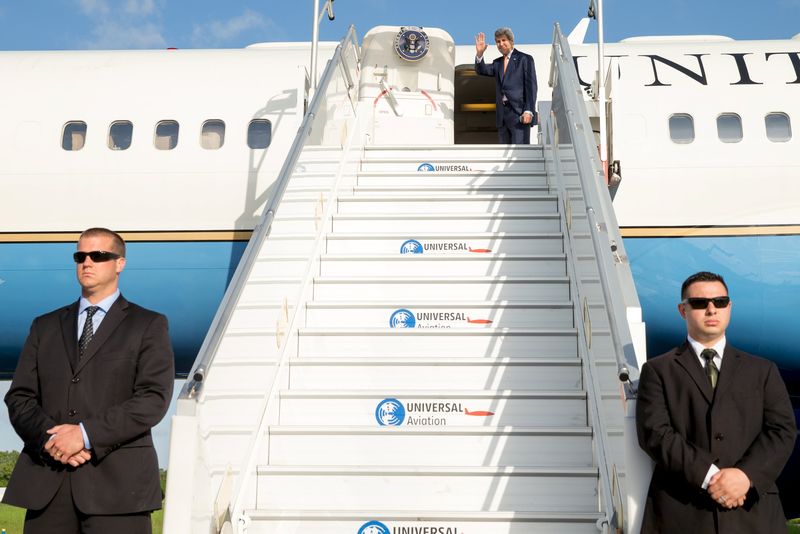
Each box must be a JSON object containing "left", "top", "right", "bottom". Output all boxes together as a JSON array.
[{"left": 0, "top": 0, "right": 798, "bottom": 51}]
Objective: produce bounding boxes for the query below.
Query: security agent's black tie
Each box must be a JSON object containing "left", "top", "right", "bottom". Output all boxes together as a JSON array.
[
  {"left": 78, "top": 306, "right": 100, "bottom": 359},
  {"left": 701, "top": 348, "right": 719, "bottom": 389}
]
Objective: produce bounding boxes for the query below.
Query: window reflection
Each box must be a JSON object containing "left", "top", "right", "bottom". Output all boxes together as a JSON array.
[
  {"left": 668, "top": 114, "right": 694, "bottom": 144},
  {"left": 201, "top": 120, "right": 225, "bottom": 150},
  {"left": 62, "top": 121, "right": 87, "bottom": 151},
  {"left": 155, "top": 120, "right": 179, "bottom": 150},
  {"left": 717, "top": 113, "right": 743, "bottom": 143},
  {"left": 247, "top": 119, "right": 272, "bottom": 149},
  {"left": 765, "top": 113, "right": 791, "bottom": 142},
  {"left": 108, "top": 121, "right": 133, "bottom": 150}
]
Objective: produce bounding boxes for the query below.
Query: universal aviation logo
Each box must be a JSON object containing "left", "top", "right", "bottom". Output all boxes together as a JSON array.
[
  {"left": 358, "top": 521, "right": 464, "bottom": 534},
  {"left": 389, "top": 308, "right": 492, "bottom": 328},
  {"left": 400, "top": 239, "right": 491, "bottom": 254},
  {"left": 358, "top": 521, "right": 390, "bottom": 534},
  {"left": 417, "top": 162, "right": 473, "bottom": 172},
  {"left": 400, "top": 239, "right": 424, "bottom": 254},
  {"left": 375, "top": 398, "right": 406, "bottom": 426},
  {"left": 389, "top": 309, "right": 416, "bottom": 328},
  {"left": 375, "top": 398, "right": 493, "bottom": 426}
]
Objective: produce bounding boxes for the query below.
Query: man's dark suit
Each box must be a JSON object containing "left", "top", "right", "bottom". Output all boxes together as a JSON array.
[
  {"left": 3, "top": 295, "right": 174, "bottom": 516},
  {"left": 475, "top": 48, "right": 537, "bottom": 144},
  {"left": 636, "top": 342, "right": 796, "bottom": 533}
]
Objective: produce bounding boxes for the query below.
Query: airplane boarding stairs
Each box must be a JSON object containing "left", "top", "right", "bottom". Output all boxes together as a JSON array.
[{"left": 163, "top": 25, "right": 648, "bottom": 534}]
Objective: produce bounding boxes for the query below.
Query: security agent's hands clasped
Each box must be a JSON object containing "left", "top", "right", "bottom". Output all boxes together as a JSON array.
[
  {"left": 44, "top": 424, "right": 92, "bottom": 467},
  {"left": 708, "top": 468, "right": 750, "bottom": 509}
]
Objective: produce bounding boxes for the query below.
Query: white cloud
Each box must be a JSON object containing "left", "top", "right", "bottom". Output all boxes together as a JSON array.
[
  {"left": 78, "top": 0, "right": 111, "bottom": 16},
  {"left": 74, "top": 0, "right": 166, "bottom": 49},
  {"left": 124, "top": 0, "right": 158, "bottom": 17},
  {"left": 84, "top": 21, "right": 167, "bottom": 49},
  {"left": 191, "top": 9, "right": 271, "bottom": 47}
]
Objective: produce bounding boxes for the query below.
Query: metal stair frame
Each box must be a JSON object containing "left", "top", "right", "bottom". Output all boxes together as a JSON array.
[
  {"left": 162, "top": 26, "right": 362, "bottom": 534},
  {"left": 543, "top": 23, "right": 649, "bottom": 533}
]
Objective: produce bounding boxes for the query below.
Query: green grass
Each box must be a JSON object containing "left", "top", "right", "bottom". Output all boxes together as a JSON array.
[
  {"left": 0, "top": 502, "right": 164, "bottom": 533},
  {"left": 0, "top": 503, "right": 24, "bottom": 534}
]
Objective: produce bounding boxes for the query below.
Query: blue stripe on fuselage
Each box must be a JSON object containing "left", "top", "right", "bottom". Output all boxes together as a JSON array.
[
  {"left": 0, "top": 241, "right": 246, "bottom": 377},
  {"left": 624, "top": 233, "right": 800, "bottom": 395}
]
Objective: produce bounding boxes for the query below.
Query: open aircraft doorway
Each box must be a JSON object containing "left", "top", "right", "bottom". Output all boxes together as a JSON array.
[{"left": 454, "top": 64, "right": 498, "bottom": 144}]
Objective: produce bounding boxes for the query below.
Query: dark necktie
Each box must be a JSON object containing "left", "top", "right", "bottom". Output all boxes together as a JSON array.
[
  {"left": 701, "top": 348, "right": 719, "bottom": 389},
  {"left": 79, "top": 306, "right": 100, "bottom": 359}
]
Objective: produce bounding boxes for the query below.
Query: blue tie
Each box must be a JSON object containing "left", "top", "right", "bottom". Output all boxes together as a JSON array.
[{"left": 79, "top": 306, "right": 99, "bottom": 359}]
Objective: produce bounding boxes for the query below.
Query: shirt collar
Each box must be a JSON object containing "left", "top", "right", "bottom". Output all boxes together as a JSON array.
[
  {"left": 79, "top": 290, "right": 120, "bottom": 315},
  {"left": 687, "top": 335, "right": 726, "bottom": 360}
]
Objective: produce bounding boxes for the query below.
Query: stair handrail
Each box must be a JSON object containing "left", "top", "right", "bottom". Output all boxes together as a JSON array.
[
  {"left": 545, "top": 22, "right": 643, "bottom": 532},
  {"left": 178, "top": 25, "right": 360, "bottom": 404},
  {"left": 224, "top": 28, "right": 365, "bottom": 533},
  {"left": 549, "top": 23, "right": 640, "bottom": 389}
]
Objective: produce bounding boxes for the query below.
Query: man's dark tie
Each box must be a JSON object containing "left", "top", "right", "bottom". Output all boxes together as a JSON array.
[
  {"left": 701, "top": 348, "right": 719, "bottom": 388},
  {"left": 79, "top": 306, "right": 99, "bottom": 359}
]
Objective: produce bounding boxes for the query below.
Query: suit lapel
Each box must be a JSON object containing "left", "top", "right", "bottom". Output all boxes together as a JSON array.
[
  {"left": 60, "top": 301, "right": 80, "bottom": 372},
  {"left": 713, "top": 346, "right": 742, "bottom": 400},
  {"left": 674, "top": 342, "right": 714, "bottom": 403},
  {"left": 75, "top": 296, "right": 129, "bottom": 373}
]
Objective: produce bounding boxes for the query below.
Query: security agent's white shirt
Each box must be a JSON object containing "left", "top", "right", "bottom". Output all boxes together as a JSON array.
[{"left": 687, "top": 335, "right": 726, "bottom": 489}]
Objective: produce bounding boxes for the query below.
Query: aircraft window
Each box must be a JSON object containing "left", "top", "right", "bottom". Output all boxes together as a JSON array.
[
  {"left": 62, "top": 121, "right": 87, "bottom": 151},
  {"left": 668, "top": 114, "right": 694, "bottom": 144},
  {"left": 108, "top": 121, "right": 133, "bottom": 150},
  {"left": 717, "top": 113, "right": 743, "bottom": 143},
  {"left": 247, "top": 119, "right": 272, "bottom": 149},
  {"left": 765, "top": 113, "right": 791, "bottom": 142},
  {"left": 201, "top": 120, "right": 225, "bottom": 150},
  {"left": 154, "top": 120, "right": 179, "bottom": 150}
]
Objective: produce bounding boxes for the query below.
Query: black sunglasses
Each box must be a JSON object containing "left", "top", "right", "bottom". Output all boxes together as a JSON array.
[
  {"left": 73, "top": 250, "right": 121, "bottom": 264},
  {"left": 682, "top": 296, "right": 730, "bottom": 310}
]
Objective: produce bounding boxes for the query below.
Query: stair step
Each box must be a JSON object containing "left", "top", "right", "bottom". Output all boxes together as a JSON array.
[
  {"left": 253, "top": 466, "right": 599, "bottom": 512},
  {"left": 318, "top": 254, "right": 567, "bottom": 277},
  {"left": 250, "top": 253, "right": 567, "bottom": 278},
  {"left": 304, "top": 300, "right": 574, "bottom": 328},
  {"left": 359, "top": 159, "right": 546, "bottom": 173},
  {"left": 336, "top": 194, "right": 558, "bottom": 214},
  {"left": 351, "top": 184, "right": 550, "bottom": 195},
  {"left": 242, "top": 510, "right": 603, "bottom": 534},
  {"left": 287, "top": 357, "right": 583, "bottom": 390},
  {"left": 277, "top": 390, "right": 588, "bottom": 427},
  {"left": 266, "top": 427, "right": 594, "bottom": 466},
  {"left": 323, "top": 233, "right": 564, "bottom": 255},
  {"left": 356, "top": 170, "right": 548, "bottom": 187},
  {"left": 202, "top": 426, "right": 595, "bottom": 469},
  {"left": 363, "top": 145, "right": 544, "bottom": 159},
  {"left": 330, "top": 213, "right": 561, "bottom": 233},
  {"left": 311, "top": 276, "right": 572, "bottom": 301},
  {"left": 296, "top": 327, "right": 584, "bottom": 358}
]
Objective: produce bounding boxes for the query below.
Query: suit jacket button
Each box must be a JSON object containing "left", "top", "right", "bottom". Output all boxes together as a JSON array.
[
  {"left": 715, "top": 433, "right": 724, "bottom": 441},
  {"left": 71, "top": 377, "right": 80, "bottom": 383},
  {"left": 68, "top": 409, "right": 77, "bottom": 417}
]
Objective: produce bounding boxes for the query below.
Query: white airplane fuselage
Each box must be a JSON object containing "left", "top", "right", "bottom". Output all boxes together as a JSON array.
[{"left": 1, "top": 29, "right": 798, "bottom": 403}]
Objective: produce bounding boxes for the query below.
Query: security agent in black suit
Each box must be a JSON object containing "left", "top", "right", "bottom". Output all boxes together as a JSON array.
[
  {"left": 636, "top": 271, "right": 795, "bottom": 533},
  {"left": 474, "top": 27, "right": 537, "bottom": 144},
  {"left": 3, "top": 228, "right": 174, "bottom": 534}
]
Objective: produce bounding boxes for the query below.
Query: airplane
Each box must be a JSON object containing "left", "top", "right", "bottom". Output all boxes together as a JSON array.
[{"left": 0, "top": 13, "right": 798, "bottom": 516}]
